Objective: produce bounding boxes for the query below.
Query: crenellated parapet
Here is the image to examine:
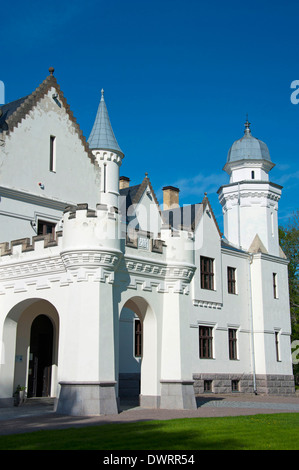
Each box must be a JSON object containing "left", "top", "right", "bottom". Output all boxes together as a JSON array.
[
  {"left": 0, "top": 201, "right": 197, "bottom": 295},
  {"left": 0, "top": 231, "right": 63, "bottom": 257}
]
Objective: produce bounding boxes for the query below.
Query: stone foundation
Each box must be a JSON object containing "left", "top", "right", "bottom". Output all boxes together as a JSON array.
[
  {"left": 193, "top": 373, "right": 295, "bottom": 395},
  {"left": 56, "top": 381, "right": 118, "bottom": 416},
  {"left": 160, "top": 380, "right": 197, "bottom": 409}
]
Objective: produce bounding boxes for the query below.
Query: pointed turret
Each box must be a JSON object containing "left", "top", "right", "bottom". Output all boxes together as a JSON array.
[
  {"left": 88, "top": 89, "right": 123, "bottom": 155},
  {"left": 88, "top": 90, "right": 124, "bottom": 208}
]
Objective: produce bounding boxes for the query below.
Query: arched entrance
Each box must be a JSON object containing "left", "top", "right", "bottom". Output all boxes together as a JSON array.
[
  {"left": 28, "top": 315, "right": 54, "bottom": 398},
  {"left": 1, "top": 299, "right": 59, "bottom": 402},
  {"left": 118, "top": 296, "right": 159, "bottom": 408}
]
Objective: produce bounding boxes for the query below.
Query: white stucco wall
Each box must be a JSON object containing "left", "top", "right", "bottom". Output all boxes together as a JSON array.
[{"left": 0, "top": 88, "right": 101, "bottom": 242}]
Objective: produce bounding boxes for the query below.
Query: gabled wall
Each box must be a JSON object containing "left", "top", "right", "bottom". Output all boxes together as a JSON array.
[
  {"left": 0, "top": 88, "right": 100, "bottom": 204},
  {"left": 129, "top": 184, "right": 162, "bottom": 237},
  {"left": 0, "top": 88, "right": 101, "bottom": 242}
]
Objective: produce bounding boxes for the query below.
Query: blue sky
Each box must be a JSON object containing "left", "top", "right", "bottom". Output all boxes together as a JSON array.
[{"left": 1, "top": 0, "right": 298, "bottom": 232}]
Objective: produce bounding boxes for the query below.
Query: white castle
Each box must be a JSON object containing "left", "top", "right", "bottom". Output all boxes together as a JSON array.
[{"left": 0, "top": 69, "right": 294, "bottom": 415}]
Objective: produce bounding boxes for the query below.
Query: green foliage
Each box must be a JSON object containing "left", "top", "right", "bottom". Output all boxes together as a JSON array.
[{"left": 279, "top": 210, "right": 299, "bottom": 342}]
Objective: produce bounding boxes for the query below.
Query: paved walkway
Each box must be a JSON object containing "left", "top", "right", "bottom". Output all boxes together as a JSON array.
[{"left": 0, "top": 393, "right": 299, "bottom": 436}]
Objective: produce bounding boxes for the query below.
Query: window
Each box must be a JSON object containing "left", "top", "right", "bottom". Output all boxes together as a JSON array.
[
  {"left": 204, "top": 380, "right": 213, "bottom": 392},
  {"left": 273, "top": 273, "right": 278, "bottom": 299},
  {"left": 200, "top": 256, "right": 214, "bottom": 290},
  {"left": 231, "top": 380, "right": 239, "bottom": 392},
  {"left": 134, "top": 318, "right": 142, "bottom": 358},
  {"left": 251, "top": 170, "right": 255, "bottom": 179},
  {"left": 199, "top": 326, "right": 213, "bottom": 359},
  {"left": 227, "top": 267, "right": 236, "bottom": 294},
  {"left": 228, "top": 328, "right": 238, "bottom": 360},
  {"left": 103, "top": 164, "right": 107, "bottom": 193},
  {"left": 275, "top": 331, "right": 280, "bottom": 361},
  {"left": 37, "top": 220, "right": 56, "bottom": 239},
  {"left": 49, "top": 135, "right": 56, "bottom": 172}
]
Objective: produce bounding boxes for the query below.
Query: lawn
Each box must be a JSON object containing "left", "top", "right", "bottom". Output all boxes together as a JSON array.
[{"left": 0, "top": 413, "right": 298, "bottom": 450}]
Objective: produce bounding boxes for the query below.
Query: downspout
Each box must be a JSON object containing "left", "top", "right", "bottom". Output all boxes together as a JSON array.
[
  {"left": 248, "top": 252, "right": 257, "bottom": 395},
  {"left": 237, "top": 182, "right": 241, "bottom": 249}
]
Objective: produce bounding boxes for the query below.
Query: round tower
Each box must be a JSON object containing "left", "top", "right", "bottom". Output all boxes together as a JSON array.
[
  {"left": 217, "top": 119, "right": 282, "bottom": 256},
  {"left": 88, "top": 89, "right": 124, "bottom": 209}
]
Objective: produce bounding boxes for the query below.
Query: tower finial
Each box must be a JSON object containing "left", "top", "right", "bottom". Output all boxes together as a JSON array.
[
  {"left": 101, "top": 89, "right": 104, "bottom": 101},
  {"left": 49, "top": 67, "right": 54, "bottom": 76},
  {"left": 244, "top": 114, "right": 251, "bottom": 135}
]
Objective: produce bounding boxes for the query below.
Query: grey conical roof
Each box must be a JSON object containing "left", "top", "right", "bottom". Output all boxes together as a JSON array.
[{"left": 88, "top": 89, "right": 123, "bottom": 154}]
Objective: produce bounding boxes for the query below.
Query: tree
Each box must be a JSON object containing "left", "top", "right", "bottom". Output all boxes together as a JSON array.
[
  {"left": 279, "top": 210, "right": 299, "bottom": 341},
  {"left": 279, "top": 210, "right": 299, "bottom": 383}
]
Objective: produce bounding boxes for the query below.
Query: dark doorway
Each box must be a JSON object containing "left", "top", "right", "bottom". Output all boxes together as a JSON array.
[{"left": 28, "top": 315, "right": 53, "bottom": 398}]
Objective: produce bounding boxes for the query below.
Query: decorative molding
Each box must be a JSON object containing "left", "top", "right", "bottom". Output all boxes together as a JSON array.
[
  {"left": 0, "top": 185, "right": 70, "bottom": 211},
  {"left": 93, "top": 150, "right": 123, "bottom": 166},
  {"left": 124, "top": 256, "right": 195, "bottom": 282},
  {"left": 61, "top": 249, "right": 122, "bottom": 271},
  {"left": 193, "top": 299, "right": 222, "bottom": 309}
]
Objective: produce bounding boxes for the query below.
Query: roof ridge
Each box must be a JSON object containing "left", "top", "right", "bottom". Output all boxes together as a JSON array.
[{"left": 132, "top": 175, "right": 162, "bottom": 215}]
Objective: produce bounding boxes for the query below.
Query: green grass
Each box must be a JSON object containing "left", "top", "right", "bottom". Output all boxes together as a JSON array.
[{"left": 0, "top": 413, "right": 299, "bottom": 450}]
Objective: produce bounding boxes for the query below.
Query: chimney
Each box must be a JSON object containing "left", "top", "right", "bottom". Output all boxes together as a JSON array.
[
  {"left": 119, "top": 176, "right": 130, "bottom": 190},
  {"left": 162, "top": 186, "right": 180, "bottom": 210}
]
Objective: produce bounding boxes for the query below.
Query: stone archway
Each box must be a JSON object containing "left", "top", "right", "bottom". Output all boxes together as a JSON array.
[
  {"left": 1, "top": 299, "right": 59, "bottom": 403},
  {"left": 119, "top": 296, "right": 159, "bottom": 408}
]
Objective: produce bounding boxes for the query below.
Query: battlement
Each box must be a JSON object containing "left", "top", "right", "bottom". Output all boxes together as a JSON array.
[
  {"left": 63, "top": 202, "right": 120, "bottom": 219},
  {"left": 0, "top": 232, "right": 63, "bottom": 257},
  {"left": 64, "top": 203, "right": 166, "bottom": 255},
  {"left": 126, "top": 228, "right": 164, "bottom": 254},
  {"left": 0, "top": 204, "right": 196, "bottom": 260}
]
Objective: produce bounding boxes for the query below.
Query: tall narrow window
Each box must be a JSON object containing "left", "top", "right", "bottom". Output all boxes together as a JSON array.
[
  {"left": 228, "top": 328, "right": 238, "bottom": 360},
  {"left": 227, "top": 267, "right": 236, "bottom": 294},
  {"left": 251, "top": 170, "right": 255, "bottom": 179},
  {"left": 134, "top": 318, "right": 142, "bottom": 358},
  {"left": 199, "top": 326, "right": 213, "bottom": 359},
  {"left": 273, "top": 273, "right": 278, "bottom": 299},
  {"left": 271, "top": 212, "right": 274, "bottom": 237},
  {"left": 103, "top": 164, "right": 107, "bottom": 193},
  {"left": 200, "top": 256, "right": 214, "bottom": 290},
  {"left": 275, "top": 331, "right": 280, "bottom": 361},
  {"left": 49, "top": 135, "right": 56, "bottom": 172}
]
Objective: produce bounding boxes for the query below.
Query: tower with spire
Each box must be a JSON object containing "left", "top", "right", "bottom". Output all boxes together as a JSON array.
[
  {"left": 217, "top": 118, "right": 282, "bottom": 256},
  {"left": 88, "top": 89, "right": 124, "bottom": 209}
]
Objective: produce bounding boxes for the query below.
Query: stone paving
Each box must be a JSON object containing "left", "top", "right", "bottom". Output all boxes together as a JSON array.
[{"left": 0, "top": 393, "right": 298, "bottom": 436}]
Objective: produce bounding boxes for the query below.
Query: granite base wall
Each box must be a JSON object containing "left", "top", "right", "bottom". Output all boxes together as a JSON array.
[
  {"left": 193, "top": 373, "right": 295, "bottom": 395},
  {"left": 55, "top": 381, "right": 118, "bottom": 416}
]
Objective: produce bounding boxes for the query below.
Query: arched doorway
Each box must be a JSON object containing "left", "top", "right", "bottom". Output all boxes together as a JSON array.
[
  {"left": 1, "top": 299, "right": 59, "bottom": 403},
  {"left": 118, "top": 296, "right": 158, "bottom": 409},
  {"left": 27, "top": 315, "right": 54, "bottom": 398},
  {"left": 119, "top": 308, "right": 142, "bottom": 404}
]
